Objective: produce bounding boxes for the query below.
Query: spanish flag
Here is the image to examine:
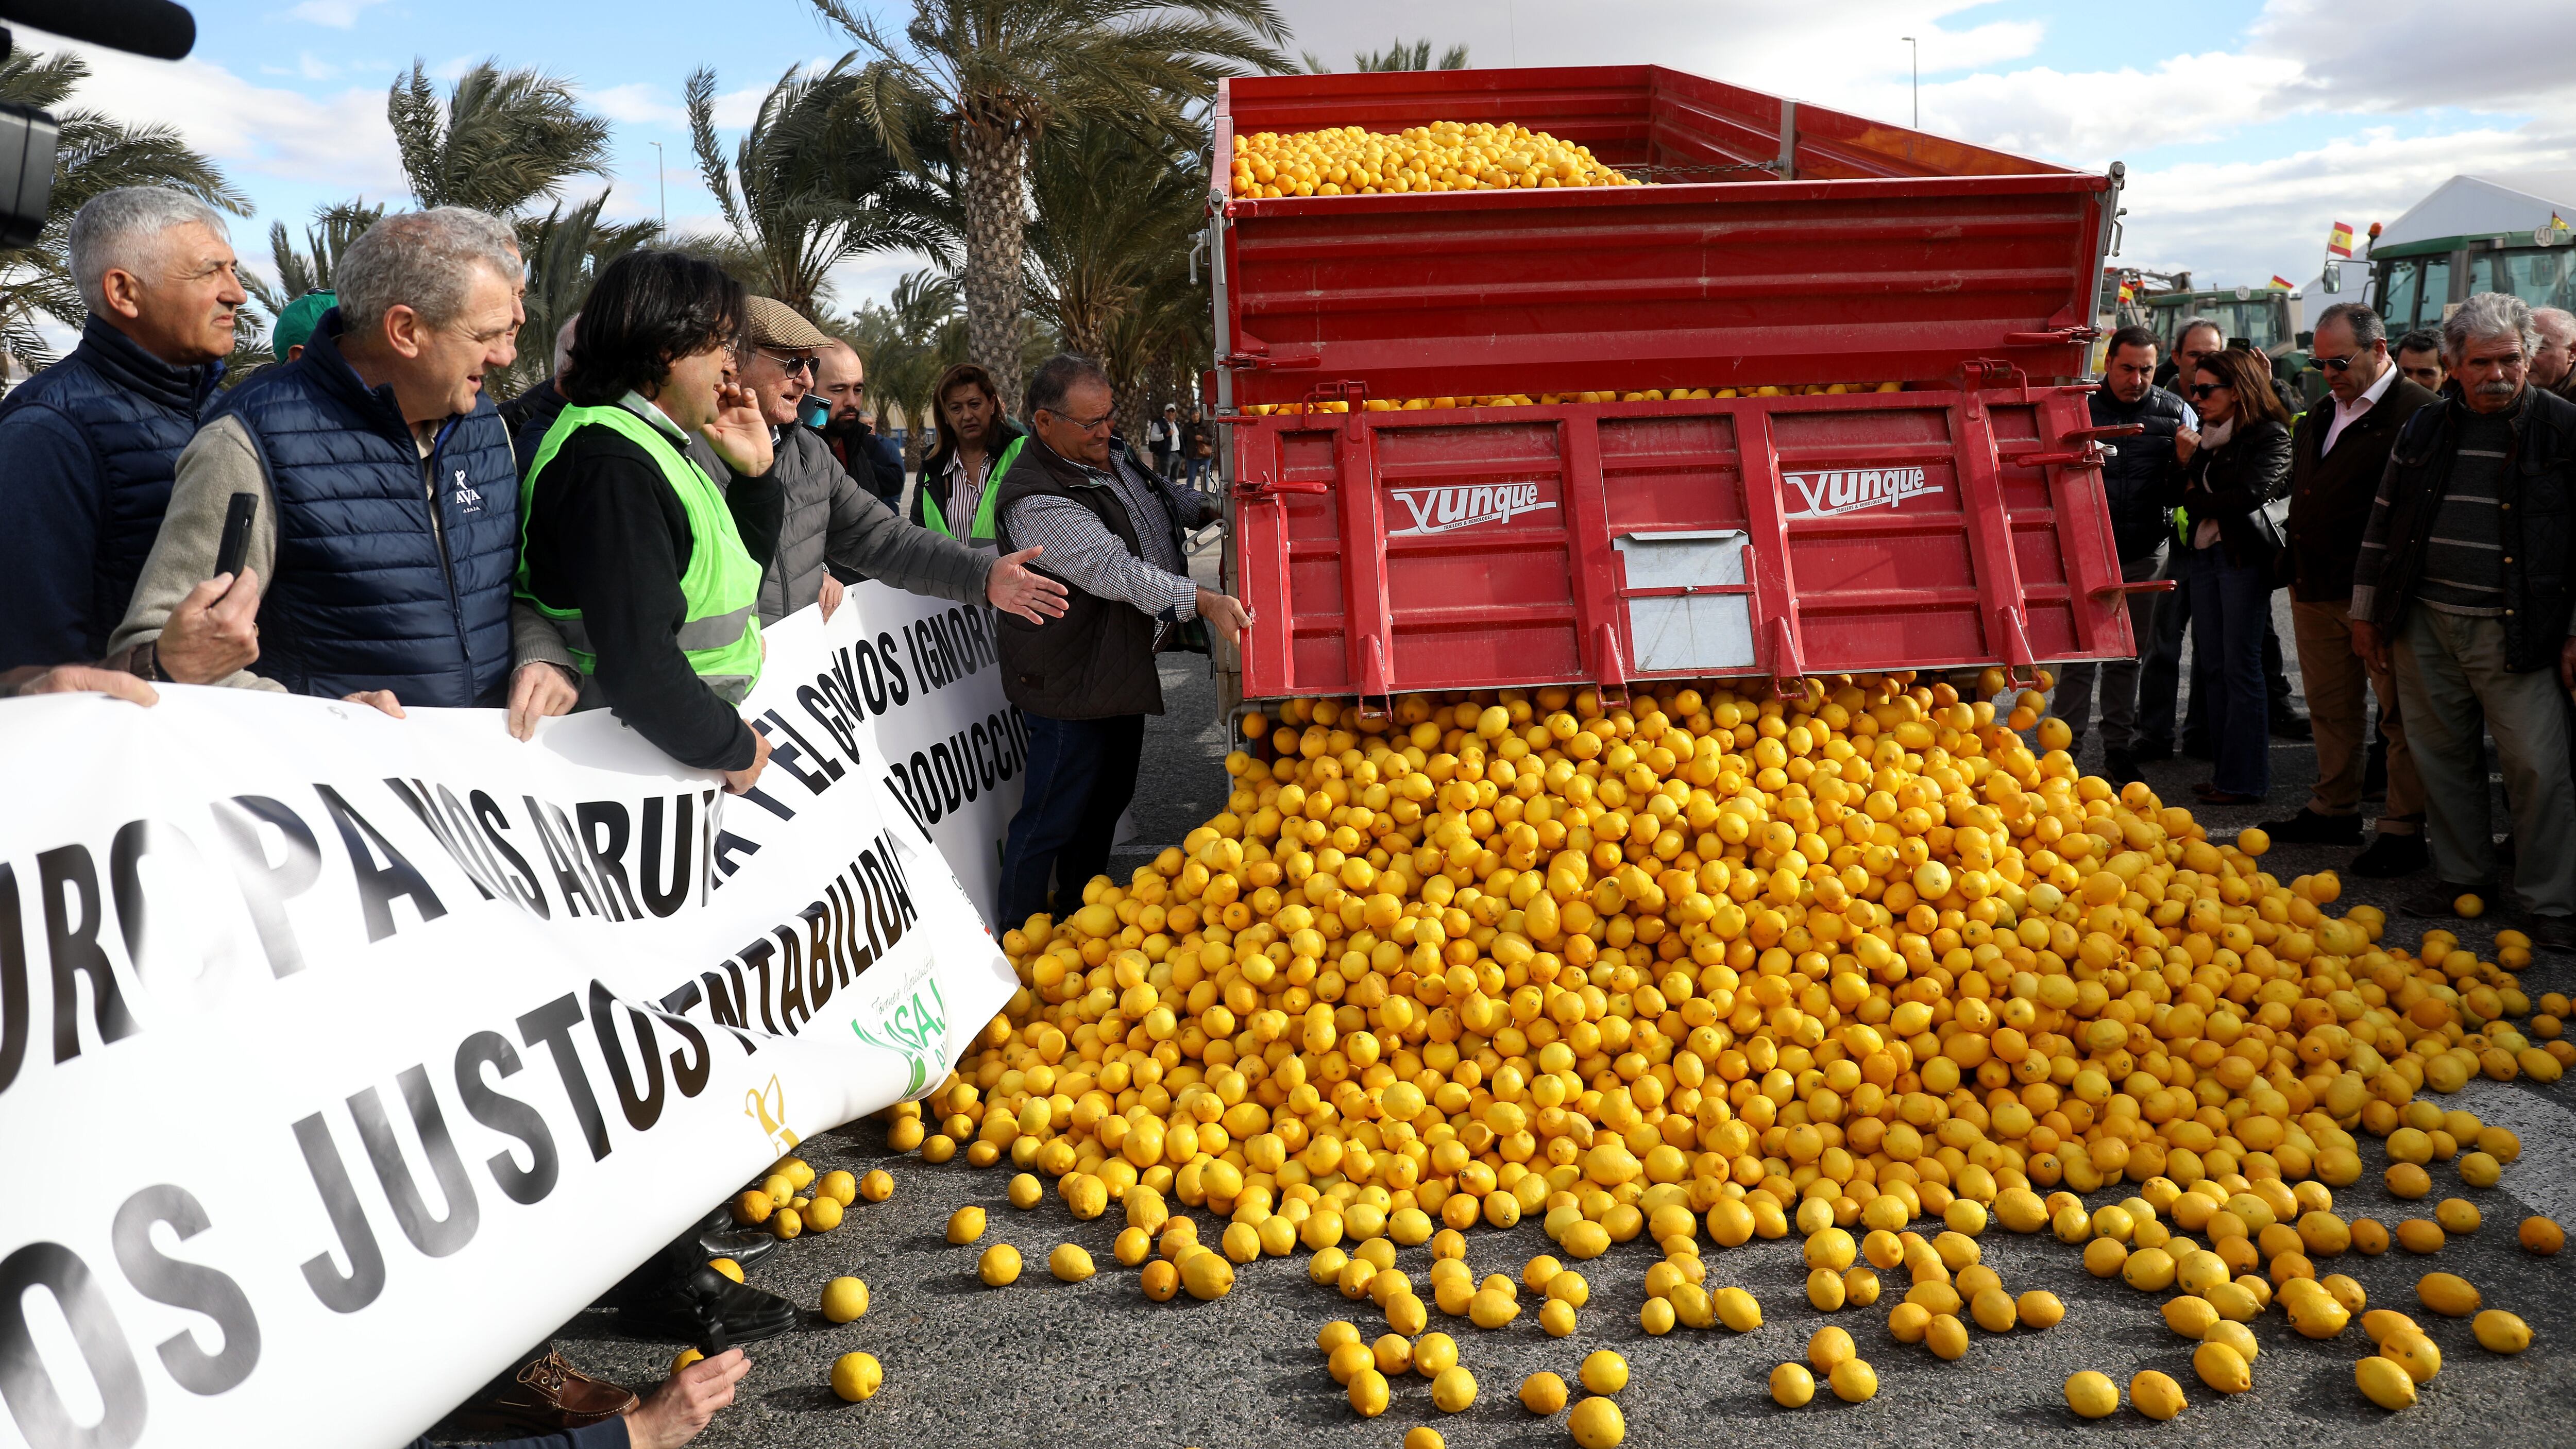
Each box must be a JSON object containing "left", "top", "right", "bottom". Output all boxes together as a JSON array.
[
  {"left": 2556, "top": 212, "right": 2571, "bottom": 236},
  {"left": 2327, "top": 220, "right": 2355, "bottom": 258},
  {"left": 2268, "top": 276, "right": 2294, "bottom": 291},
  {"left": 2116, "top": 278, "right": 2136, "bottom": 303}
]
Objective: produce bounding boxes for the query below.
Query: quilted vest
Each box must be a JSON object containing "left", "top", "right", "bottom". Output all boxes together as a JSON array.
[
  {"left": 0, "top": 315, "right": 221, "bottom": 656},
  {"left": 208, "top": 312, "right": 520, "bottom": 706}
]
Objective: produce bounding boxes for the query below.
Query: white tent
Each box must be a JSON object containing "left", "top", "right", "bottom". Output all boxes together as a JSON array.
[{"left": 2375, "top": 172, "right": 2576, "bottom": 252}]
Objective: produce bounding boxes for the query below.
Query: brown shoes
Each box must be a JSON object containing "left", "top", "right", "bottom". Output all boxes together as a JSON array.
[{"left": 450, "top": 1349, "right": 638, "bottom": 1435}]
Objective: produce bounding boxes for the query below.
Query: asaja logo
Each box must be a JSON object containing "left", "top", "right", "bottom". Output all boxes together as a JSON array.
[
  {"left": 744, "top": 1073, "right": 803, "bottom": 1155},
  {"left": 1389, "top": 482, "right": 1555, "bottom": 537},
  {"left": 1785, "top": 466, "right": 1941, "bottom": 519},
  {"left": 851, "top": 979, "right": 952, "bottom": 1099}
]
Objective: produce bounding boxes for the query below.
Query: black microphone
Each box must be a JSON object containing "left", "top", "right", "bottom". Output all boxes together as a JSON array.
[{"left": 0, "top": 0, "right": 195, "bottom": 61}]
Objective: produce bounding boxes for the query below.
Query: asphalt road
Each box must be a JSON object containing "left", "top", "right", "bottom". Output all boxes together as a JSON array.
[{"left": 504, "top": 590, "right": 2576, "bottom": 1449}]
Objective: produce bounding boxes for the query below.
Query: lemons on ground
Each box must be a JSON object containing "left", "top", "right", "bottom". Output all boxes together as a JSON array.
[
  {"left": 1568, "top": 1395, "right": 1625, "bottom": 1447},
  {"left": 1049, "top": 1244, "right": 1095, "bottom": 1282},
  {"left": 730, "top": 1190, "right": 770, "bottom": 1226},
  {"left": 2418, "top": 1273, "right": 2480, "bottom": 1316},
  {"left": 1520, "top": 1372, "right": 1569, "bottom": 1414},
  {"left": 1348, "top": 1368, "right": 1390, "bottom": 1417},
  {"left": 1183, "top": 1251, "right": 1235, "bottom": 1300},
  {"left": 2381, "top": 1331, "right": 2441, "bottom": 1382},
  {"left": 805, "top": 1196, "right": 843, "bottom": 1232},
  {"left": 820, "top": 1276, "right": 869, "bottom": 1322},
  {"left": 1770, "top": 1362, "right": 1816, "bottom": 1407},
  {"left": 707, "top": 1258, "right": 744, "bottom": 1285},
  {"left": 857, "top": 1169, "right": 892, "bottom": 1202},
  {"left": 2454, "top": 893, "right": 2485, "bottom": 918},
  {"left": 2193, "top": 1341, "right": 2250, "bottom": 1393},
  {"left": 946, "top": 1207, "right": 985, "bottom": 1245},
  {"left": 978, "top": 1243, "right": 1022, "bottom": 1287},
  {"left": 1431, "top": 1365, "right": 1478, "bottom": 1412},
  {"left": 1806, "top": 1327, "right": 1855, "bottom": 1374},
  {"left": 818, "top": 1169, "right": 857, "bottom": 1206},
  {"left": 2357, "top": 1354, "right": 2417, "bottom": 1409},
  {"left": 2065, "top": 1371, "right": 2118, "bottom": 1418},
  {"left": 2522, "top": 1217, "right": 2566, "bottom": 1254},
  {"left": 1828, "top": 1359, "right": 1879, "bottom": 1403},
  {"left": 1140, "top": 1260, "right": 1179, "bottom": 1301},
  {"left": 671, "top": 1347, "right": 703, "bottom": 1373},
  {"left": 829, "top": 1351, "right": 882, "bottom": 1402},
  {"left": 1580, "top": 1350, "right": 1628, "bottom": 1394},
  {"left": 1712, "top": 1288, "right": 1761, "bottom": 1333},
  {"left": 1008, "top": 1172, "right": 1043, "bottom": 1209},
  {"left": 2018, "top": 1290, "right": 2065, "bottom": 1328},
  {"left": 2473, "top": 1310, "right": 2531, "bottom": 1354},
  {"left": 1404, "top": 1429, "right": 1444, "bottom": 1449},
  {"left": 2130, "top": 1370, "right": 2187, "bottom": 1421},
  {"left": 1414, "top": 1332, "right": 1459, "bottom": 1378}
]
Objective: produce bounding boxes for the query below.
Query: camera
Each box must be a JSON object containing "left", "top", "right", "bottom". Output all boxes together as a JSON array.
[{"left": 0, "top": 1, "right": 198, "bottom": 247}]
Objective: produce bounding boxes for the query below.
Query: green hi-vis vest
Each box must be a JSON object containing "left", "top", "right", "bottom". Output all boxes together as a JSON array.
[
  {"left": 920, "top": 434, "right": 1025, "bottom": 543},
  {"left": 517, "top": 403, "right": 765, "bottom": 702}
]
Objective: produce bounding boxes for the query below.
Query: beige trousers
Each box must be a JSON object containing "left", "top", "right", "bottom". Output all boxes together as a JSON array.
[{"left": 2290, "top": 598, "right": 2422, "bottom": 832}]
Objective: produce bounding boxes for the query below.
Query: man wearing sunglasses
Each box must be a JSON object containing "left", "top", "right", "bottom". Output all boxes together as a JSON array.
[
  {"left": 687, "top": 298, "right": 1066, "bottom": 630},
  {"left": 991, "top": 352, "right": 1251, "bottom": 928},
  {"left": 2262, "top": 303, "right": 2438, "bottom": 875}
]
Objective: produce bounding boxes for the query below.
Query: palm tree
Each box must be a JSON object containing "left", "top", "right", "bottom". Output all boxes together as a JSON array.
[
  {"left": 813, "top": 0, "right": 1287, "bottom": 412},
  {"left": 1301, "top": 38, "right": 1470, "bottom": 73},
  {"left": 242, "top": 200, "right": 384, "bottom": 321},
  {"left": 842, "top": 268, "right": 965, "bottom": 465},
  {"left": 386, "top": 59, "right": 613, "bottom": 217},
  {"left": 0, "top": 47, "right": 247, "bottom": 370},
  {"left": 684, "top": 62, "right": 949, "bottom": 317},
  {"left": 1023, "top": 116, "right": 1206, "bottom": 427},
  {"left": 508, "top": 193, "right": 658, "bottom": 395}
]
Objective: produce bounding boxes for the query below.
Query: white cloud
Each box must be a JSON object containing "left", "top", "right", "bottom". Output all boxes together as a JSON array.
[
  {"left": 37, "top": 39, "right": 405, "bottom": 197},
  {"left": 591, "top": 82, "right": 685, "bottom": 127},
  {"left": 285, "top": 0, "right": 389, "bottom": 28},
  {"left": 1921, "top": 52, "right": 2307, "bottom": 166}
]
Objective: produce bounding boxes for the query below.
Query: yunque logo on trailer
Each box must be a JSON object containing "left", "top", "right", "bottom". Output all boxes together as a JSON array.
[
  {"left": 1388, "top": 482, "right": 1556, "bottom": 536},
  {"left": 1785, "top": 465, "right": 1942, "bottom": 518}
]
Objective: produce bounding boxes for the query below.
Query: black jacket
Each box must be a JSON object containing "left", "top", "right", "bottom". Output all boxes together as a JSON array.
[
  {"left": 912, "top": 419, "right": 1026, "bottom": 534},
  {"left": 2090, "top": 383, "right": 2191, "bottom": 560},
  {"left": 990, "top": 433, "right": 1172, "bottom": 720},
  {"left": 2179, "top": 418, "right": 2294, "bottom": 570},
  {"left": 818, "top": 418, "right": 904, "bottom": 506},
  {"left": 503, "top": 378, "right": 570, "bottom": 478},
  {"left": 2361, "top": 385, "right": 2576, "bottom": 674},
  {"left": 2282, "top": 374, "right": 2439, "bottom": 602}
]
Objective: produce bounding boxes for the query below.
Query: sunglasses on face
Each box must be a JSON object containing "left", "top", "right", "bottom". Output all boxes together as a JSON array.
[
  {"left": 2189, "top": 383, "right": 2231, "bottom": 399},
  {"left": 758, "top": 350, "right": 817, "bottom": 376}
]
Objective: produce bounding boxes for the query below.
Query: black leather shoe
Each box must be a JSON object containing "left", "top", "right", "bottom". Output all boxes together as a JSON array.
[
  {"left": 625, "top": 1266, "right": 797, "bottom": 1352},
  {"left": 2258, "top": 808, "right": 2362, "bottom": 846},
  {"left": 2350, "top": 832, "right": 2428, "bottom": 879},
  {"left": 2104, "top": 749, "right": 2142, "bottom": 787},
  {"left": 2269, "top": 709, "right": 2312, "bottom": 741},
  {"left": 2527, "top": 915, "right": 2576, "bottom": 955},
  {"left": 694, "top": 1206, "right": 776, "bottom": 1267},
  {"left": 2362, "top": 738, "right": 2388, "bottom": 803},
  {"left": 2399, "top": 880, "right": 2495, "bottom": 919}
]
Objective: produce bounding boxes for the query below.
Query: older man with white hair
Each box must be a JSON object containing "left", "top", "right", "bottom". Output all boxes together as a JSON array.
[
  {"left": 0, "top": 187, "right": 246, "bottom": 681},
  {"left": 2533, "top": 306, "right": 2576, "bottom": 402},
  {"left": 2351, "top": 291, "right": 2576, "bottom": 948},
  {"left": 111, "top": 207, "right": 581, "bottom": 735}
]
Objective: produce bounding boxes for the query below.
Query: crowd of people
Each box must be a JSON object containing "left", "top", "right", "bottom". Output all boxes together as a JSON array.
[
  {"left": 0, "top": 183, "right": 1255, "bottom": 1445},
  {"left": 2063, "top": 295, "right": 2576, "bottom": 951}
]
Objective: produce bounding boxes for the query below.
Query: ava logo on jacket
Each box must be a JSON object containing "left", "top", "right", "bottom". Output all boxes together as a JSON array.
[
  {"left": 1388, "top": 482, "right": 1556, "bottom": 536},
  {"left": 1785, "top": 466, "right": 1942, "bottom": 519},
  {"left": 453, "top": 468, "right": 486, "bottom": 514}
]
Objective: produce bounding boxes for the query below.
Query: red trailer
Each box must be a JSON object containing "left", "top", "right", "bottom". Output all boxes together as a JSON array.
[{"left": 1208, "top": 66, "right": 2139, "bottom": 703}]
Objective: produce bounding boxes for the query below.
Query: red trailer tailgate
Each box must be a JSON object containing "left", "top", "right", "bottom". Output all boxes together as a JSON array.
[{"left": 1231, "top": 387, "right": 2136, "bottom": 700}]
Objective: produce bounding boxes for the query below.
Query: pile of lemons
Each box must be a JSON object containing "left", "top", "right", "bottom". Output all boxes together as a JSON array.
[
  {"left": 1229, "top": 121, "right": 1635, "bottom": 198},
  {"left": 900, "top": 674, "right": 2573, "bottom": 1427},
  {"left": 1239, "top": 382, "right": 1907, "bottom": 416}
]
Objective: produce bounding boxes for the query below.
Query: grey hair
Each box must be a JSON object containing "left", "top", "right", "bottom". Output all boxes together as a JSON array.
[
  {"left": 2313, "top": 301, "right": 2385, "bottom": 349},
  {"left": 2533, "top": 306, "right": 2576, "bottom": 344},
  {"left": 66, "top": 187, "right": 231, "bottom": 315},
  {"left": 2443, "top": 291, "right": 2540, "bottom": 364},
  {"left": 336, "top": 207, "right": 521, "bottom": 335},
  {"left": 1026, "top": 352, "right": 1111, "bottom": 417},
  {"left": 553, "top": 313, "right": 580, "bottom": 377},
  {"left": 2173, "top": 316, "right": 2225, "bottom": 350}
]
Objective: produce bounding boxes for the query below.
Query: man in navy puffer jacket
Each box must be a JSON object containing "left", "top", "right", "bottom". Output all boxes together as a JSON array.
[
  {"left": 0, "top": 188, "right": 244, "bottom": 680},
  {"left": 109, "top": 209, "right": 580, "bottom": 735}
]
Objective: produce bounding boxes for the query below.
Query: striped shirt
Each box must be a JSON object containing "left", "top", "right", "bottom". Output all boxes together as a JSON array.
[
  {"left": 1003, "top": 446, "right": 1198, "bottom": 643},
  {"left": 2414, "top": 409, "right": 2513, "bottom": 616}
]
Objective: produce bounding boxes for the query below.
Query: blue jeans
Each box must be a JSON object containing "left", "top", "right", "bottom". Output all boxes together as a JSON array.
[
  {"left": 2187, "top": 545, "right": 2273, "bottom": 796},
  {"left": 998, "top": 712, "right": 1146, "bottom": 927}
]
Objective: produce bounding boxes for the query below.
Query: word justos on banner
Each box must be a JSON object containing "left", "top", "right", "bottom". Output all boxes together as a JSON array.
[{"left": 0, "top": 583, "right": 1026, "bottom": 1449}]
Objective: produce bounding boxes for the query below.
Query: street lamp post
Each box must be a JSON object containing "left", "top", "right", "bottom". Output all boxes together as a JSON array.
[
  {"left": 650, "top": 140, "right": 667, "bottom": 231},
  {"left": 1901, "top": 36, "right": 1918, "bottom": 129}
]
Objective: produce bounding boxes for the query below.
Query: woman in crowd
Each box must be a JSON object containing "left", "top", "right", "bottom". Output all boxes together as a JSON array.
[{"left": 2176, "top": 345, "right": 2295, "bottom": 805}]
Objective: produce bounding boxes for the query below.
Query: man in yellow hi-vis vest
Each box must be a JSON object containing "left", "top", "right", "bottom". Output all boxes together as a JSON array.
[{"left": 516, "top": 251, "right": 781, "bottom": 794}]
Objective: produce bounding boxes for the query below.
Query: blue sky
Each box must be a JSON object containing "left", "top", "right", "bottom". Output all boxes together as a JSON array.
[{"left": 27, "top": 0, "right": 2576, "bottom": 327}]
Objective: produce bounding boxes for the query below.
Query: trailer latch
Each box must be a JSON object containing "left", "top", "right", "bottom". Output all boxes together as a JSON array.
[
  {"left": 2004, "top": 422, "right": 2143, "bottom": 470},
  {"left": 1219, "top": 348, "right": 1321, "bottom": 370},
  {"left": 2003, "top": 326, "right": 2103, "bottom": 346},
  {"left": 1233, "top": 472, "right": 1329, "bottom": 501}
]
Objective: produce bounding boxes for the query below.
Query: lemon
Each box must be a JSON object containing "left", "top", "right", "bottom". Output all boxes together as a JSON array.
[
  {"left": 978, "top": 1243, "right": 1021, "bottom": 1287},
  {"left": 1048, "top": 1244, "right": 1095, "bottom": 1283},
  {"left": 1371, "top": 1334, "right": 1412, "bottom": 1376},
  {"left": 2017, "top": 1290, "right": 2065, "bottom": 1328},
  {"left": 2065, "top": 1370, "right": 2118, "bottom": 1419},
  {"left": 761, "top": 1173, "right": 795, "bottom": 1206},
  {"left": 2357, "top": 1353, "right": 2418, "bottom": 1409},
  {"left": 1926, "top": 1313, "right": 1970, "bottom": 1361},
  {"left": 1579, "top": 1350, "right": 1628, "bottom": 1394},
  {"left": 1007, "top": 1173, "right": 1042, "bottom": 1209},
  {"left": 1970, "top": 1288, "right": 2019, "bottom": 1333},
  {"left": 2192, "top": 1341, "right": 2251, "bottom": 1393},
  {"left": 1327, "top": 1341, "right": 1374, "bottom": 1386},
  {"left": 1546, "top": 1270, "right": 1590, "bottom": 1307},
  {"left": 1467, "top": 1288, "right": 1518, "bottom": 1328},
  {"left": 2454, "top": 893, "right": 2485, "bottom": 918},
  {"left": 804, "top": 1196, "right": 843, "bottom": 1232},
  {"left": 1318, "top": 1321, "right": 1361, "bottom": 1356},
  {"left": 1413, "top": 1332, "right": 1459, "bottom": 1378},
  {"left": 1806, "top": 1326, "right": 1854, "bottom": 1374},
  {"left": 2473, "top": 1309, "right": 2531, "bottom": 1353},
  {"left": 2417, "top": 1272, "right": 2480, "bottom": 1317},
  {"left": 1712, "top": 1287, "right": 1761, "bottom": 1332},
  {"left": 2130, "top": 1370, "right": 2187, "bottom": 1420},
  {"left": 770, "top": 1206, "right": 802, "bottom": 1240},
  {"left": 829, "top": 1351, "right": 882, "bottom": 1402},
  {"left": 1431, "top": 1365, "right": 1477, "bottom": 1412},
  {"left": 1770, "top": 1361, "right": 1816, "bottom": 1407},
  {"left": 817, "top": 1169, "right": 856, "bottom": 1207},
  {"left": 1182, "top": 1251, "right": 1234, "bottom": 1301},
  {"left": 1519, "top": 1371, "right": 1569, "bottom": 1414},
  {"left": 1640, "top": 1297, "right": 1675, "bottom": 1334},
  {"left": 671, "top": 1346, "right": 703, "bottom": 1373},
  {"left": 2204, "top": 1320, "right": 2258, "bottom": 1364},
  {"left": 2522, "top": 1217, "right": 2566, "bottom": 1254},
  {"left": 820, "top": 1276, "right": 869, "bottom": 1322},
  {"left": 707, "top": 1257, "right": 744, "bottom": 1284},
  {"left": 2380, "top": 1330, "right": 2442, "bottom": 1383},
  {"left": 1828, "top": 1358, "right": 1878, "bottom": 1404},
  {"left": 1404, "top": 1429, "right": 1444, "bottom": 1449},
  {"left": 1567, "top": 1395, "right": 1625, "bottom": 1448},
  {"left": 1539, "top": 1298, "right": 1578, "bottom": 1336},
  {"left": 1139, "top": 1259, "right": 1178, "bottom": 1301},
  {"left": 857, "top": 1168, "right": 893, "bottom": 1202},
  {"left": 1348, "top": 1368, "right": 1390, "bottom": 1418},
  {"left": 946, "top": 1206, "right": 985, "bottom": 1245},
  {"left": 731, "top": 1190, "right": 771, "bottom": 1226}
]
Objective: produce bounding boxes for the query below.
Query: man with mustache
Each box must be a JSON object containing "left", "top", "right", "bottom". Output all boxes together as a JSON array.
[{"left": 2351, "top": 291, "right": 2576, "bottom": 949}]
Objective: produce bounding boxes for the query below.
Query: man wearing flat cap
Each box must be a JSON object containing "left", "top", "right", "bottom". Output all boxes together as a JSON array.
[{"left": 685, "top": 296, "right": 1068, "bottom": 629}]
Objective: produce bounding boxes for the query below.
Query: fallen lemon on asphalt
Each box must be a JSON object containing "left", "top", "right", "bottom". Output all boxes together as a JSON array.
[
  {"left": 2418, "top": 1272, "right": 2480, "bottom": 1317},
  {"left": 1520, "top": 1371, "right": 1568, "bottom": 1414},
  {"left": 1580, "top": 1349, "right": 1629, "bottom": 1394},
  {"left": 2131, "top": 1370, "right": 2187, "bottom": 1421},
  {"left": 829, "top": 1351, "right": 882, "bottom": 1402},
  {"left": 978, "top": 1243, "right": 1021, "bottom": 1286},
  {"left": 2473, "top": 1309, "right": 2531, "bottom": 1354},
  {"left": 2065, "top": 1371, "right": 2117, "bottom": 1418},
  {"left": 1049, "top": 1244, "right": 1095, "bottom": 1282},
  {"left": 2356, "top": 1353, "right": 2417, "bottom": 1409},
  {"left": 1829, "top": 1358, "right": 1879, "bottom": 1403},
  {"left": 1568, "top": 1395, "right": 1625, "bottom": 1447},
  {"left": 820, "top": 1276, "right": 868, "bottom": 1322},
  {"left": 1770, "top": 1361, "right": 1815, "bottom": 1407},
  {"left": 1349, "top": 1367, "right": 1390, "bottom": 1417},
  {"left": 946, "top": 1206, "right": 985, "bottom": 1245},
  {"left": 1432, "top": 1365, "right": 1478, "bottom": 1412}
]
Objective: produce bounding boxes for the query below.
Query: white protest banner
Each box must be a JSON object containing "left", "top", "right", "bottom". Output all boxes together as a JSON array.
[
  {"left": 711, "top": 582, "right": 1027, "bottom": 931},
  {"left": 0, "top": 596, "right": 1019, "bottom": 1449}
]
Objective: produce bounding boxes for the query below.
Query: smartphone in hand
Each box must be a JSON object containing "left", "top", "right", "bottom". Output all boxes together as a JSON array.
[{"left": 214, "top": 492, "right": 258, "bottom": 579}]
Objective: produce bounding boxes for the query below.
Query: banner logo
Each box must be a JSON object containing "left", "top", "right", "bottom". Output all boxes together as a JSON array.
[
  {"left": 851, "top": 978, "right": 951, "bottom": 1098},
  {"left": 1786, "top": 466, "right": 1941, "bottom": 518},
  {"left": 744, "top": 1074, "right": 803, "bottom": 1154},
  {"left": 1388, "top": 482, "right": 1554, "bottom": 536}
]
